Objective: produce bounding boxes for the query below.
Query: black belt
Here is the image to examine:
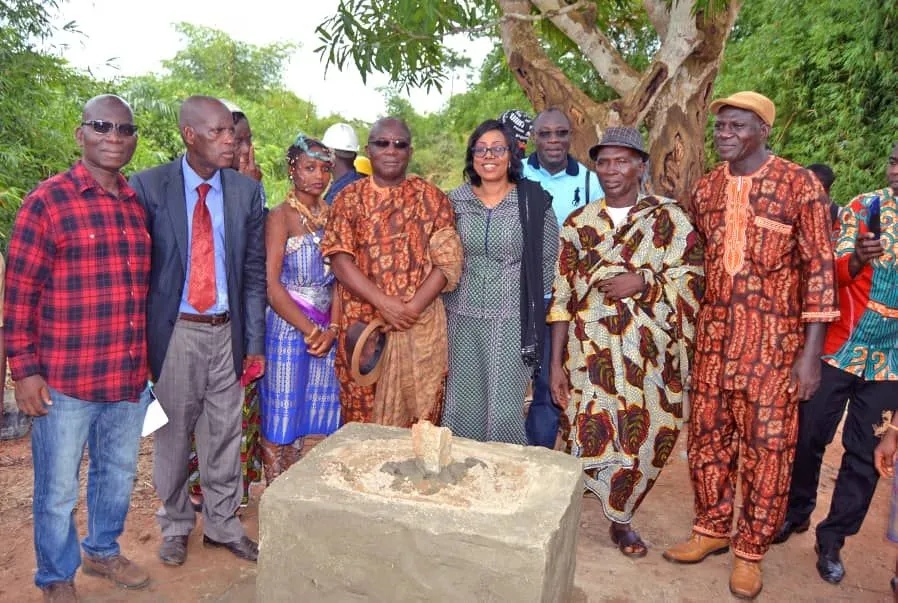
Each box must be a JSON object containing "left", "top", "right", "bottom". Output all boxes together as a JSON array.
[{"left": 178, "top": 311, "right": 230, "bottom": 326}]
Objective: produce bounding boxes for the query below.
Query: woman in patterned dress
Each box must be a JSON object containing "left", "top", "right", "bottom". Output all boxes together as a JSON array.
[
  {"left": 257, "top": 134, "right": 342, "bottom": 482},
  {"left": 441, "top": 119, "right": 558, "bottom": 444}
]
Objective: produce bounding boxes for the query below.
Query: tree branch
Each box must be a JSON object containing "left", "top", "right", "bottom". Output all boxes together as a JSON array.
[
  {"left": 528, "top": 0, "right": 641, "bottom": 95},
  {"left": 616, "top": 0, "right": 705, "bottom": 125},
  {"left": 643, "top": 0, "right": 671, "bottom": 38},
  {"left": 502, "top": 0, "right": 591, "bottom": 22},
  {"left": 445, "top": 0, "right": 590, "bottom": 36},
  {"left": 496, "top": 0, "right": 614, "bottom": 158}
]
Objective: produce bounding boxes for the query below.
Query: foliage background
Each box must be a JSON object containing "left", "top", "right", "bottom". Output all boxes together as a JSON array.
[
  {"left": 714, "top": 0, "right": 898, "bottom": 203},
  {"left": 2, "top": 0, "right": 898, "bottom": 246}
]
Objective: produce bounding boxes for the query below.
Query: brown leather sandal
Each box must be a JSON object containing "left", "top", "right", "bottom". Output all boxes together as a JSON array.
[
  {"left": 609, "top": 524, "right": 648, "bottom": 558},
  {"left": 260, "top": 437, "right": 286, "bottom": 485}
]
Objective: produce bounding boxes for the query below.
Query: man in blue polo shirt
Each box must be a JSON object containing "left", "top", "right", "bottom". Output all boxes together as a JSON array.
[
  {"left": 523, "top": 107, "right": 602, "bottom": 448},
  {"left": 523, "top": 108, "right": 602, "bottom": 225}
]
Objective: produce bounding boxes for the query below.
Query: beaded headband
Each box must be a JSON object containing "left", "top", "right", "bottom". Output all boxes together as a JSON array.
[{"left": 291, "top": 133, "right": 334, "bottom": 164}]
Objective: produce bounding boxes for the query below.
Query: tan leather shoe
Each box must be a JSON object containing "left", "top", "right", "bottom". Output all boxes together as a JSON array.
[
  {"left": 82, "top": 553, "right": 150, "bottom": 589},
  {"left": 662, "top": 532, "right": 730, "bottom": 563},
  {"left": 730, "top": 557, "right": 763, "bottom": 600},
  {"left": 42, "top": 582, "right": 77, "bottom": 602}
]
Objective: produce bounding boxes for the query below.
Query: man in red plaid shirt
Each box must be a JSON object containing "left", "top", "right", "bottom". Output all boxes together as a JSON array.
[{"left": 5, "top": 94, "right": 153, "bottom": 602}]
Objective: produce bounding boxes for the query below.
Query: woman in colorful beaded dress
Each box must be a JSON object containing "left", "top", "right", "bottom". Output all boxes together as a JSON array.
[{"left": 257, "top": 134, "right": 342, "bottom": 482}]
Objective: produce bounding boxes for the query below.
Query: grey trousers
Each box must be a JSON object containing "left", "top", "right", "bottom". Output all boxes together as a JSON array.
[{"left": 152, "top": 318, "right": 245, "bottom": 542}]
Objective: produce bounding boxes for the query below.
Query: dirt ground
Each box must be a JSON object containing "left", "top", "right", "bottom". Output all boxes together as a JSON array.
[{"left": 0, "top": 417, "right": 896, "bottom": 602}]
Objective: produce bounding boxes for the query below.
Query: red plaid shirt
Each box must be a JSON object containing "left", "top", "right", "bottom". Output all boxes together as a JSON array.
[{"left": 4, "top": 162, "right": 151, "bottom": 402}]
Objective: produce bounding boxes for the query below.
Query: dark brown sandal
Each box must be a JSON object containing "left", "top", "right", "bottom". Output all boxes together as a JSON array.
[
  {"left": 609, "top": 524, "right": 648, "bottom": 559},
  {"left": 260, "top": 437, "right": 285, "bottom": 485}
]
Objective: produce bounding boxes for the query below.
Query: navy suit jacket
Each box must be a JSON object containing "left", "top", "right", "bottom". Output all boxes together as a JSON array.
[{"left": 130, "top": 158, "right": 266, "bottom": 379}]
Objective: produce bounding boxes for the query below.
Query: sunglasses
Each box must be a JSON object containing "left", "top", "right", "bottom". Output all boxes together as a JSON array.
[
  {"left": 369, "top": 138, "right": 410, "bottom": 150},
  {"left": 81, "top": 120, "right": 139, "bottom": 137},
  {"left": 471, "top": 145, "right": 509, "bottom": 158},
  {"left": 535, "top": 128, "right": 571, "bottom": 141}
]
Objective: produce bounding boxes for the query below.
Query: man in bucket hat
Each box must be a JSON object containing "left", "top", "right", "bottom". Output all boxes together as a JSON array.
[
  {"left": 663, "top": 92, "right": 839, "bottom": 600},
  {"left": 548, "top": 126, "right": 704, "bottom": 559}
]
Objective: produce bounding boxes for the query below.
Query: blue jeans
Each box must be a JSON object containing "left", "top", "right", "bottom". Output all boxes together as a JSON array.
[
  {"left": 31, "top": 386, "right": 149, "bottom": 588},
  {"left": 525, "top": 300, "right": 560, "bottom": 448}
]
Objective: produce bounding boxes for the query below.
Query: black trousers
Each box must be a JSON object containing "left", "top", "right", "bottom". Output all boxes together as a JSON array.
[{"left": 785, "top": 361, "right": 898, "bottom": 549}]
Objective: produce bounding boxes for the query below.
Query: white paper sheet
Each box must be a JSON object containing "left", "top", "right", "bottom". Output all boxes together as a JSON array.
[{"left": 142, "top": 384, "right": 168, "bottom": 437}]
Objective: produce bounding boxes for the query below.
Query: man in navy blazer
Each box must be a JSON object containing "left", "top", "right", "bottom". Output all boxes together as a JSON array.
[{"left": 130, "top": 96, "right": 266, "bottom": 566}]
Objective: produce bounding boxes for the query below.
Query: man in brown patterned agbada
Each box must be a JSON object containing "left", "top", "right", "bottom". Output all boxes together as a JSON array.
[
  {"left": 663, "top": 92, "right": 839, "bottom": 600},
  {"left": 320, "top": 117, "right": 462, "bottom": 428}
]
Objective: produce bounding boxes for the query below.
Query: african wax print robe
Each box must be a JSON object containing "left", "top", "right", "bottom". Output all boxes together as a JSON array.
[
  {"left": 320, "top": 175, "right": 463, "bottom": 427},
  {"left": 691, "top": 156, "right": 839, "bottom": 390},
  {"left": 687, "top": 155, "right": 839, "bottom": 559},
  {"left": 825, "top": 188, "right": 898, "bottom": 379},
  {"left": 547, "top": 195, "right": 704, "bottom": 523}
]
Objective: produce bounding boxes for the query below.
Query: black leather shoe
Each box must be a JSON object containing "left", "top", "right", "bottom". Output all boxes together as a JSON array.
[
  {"left": 159, "top": 535, "right": 189, "bottom": 566},
  {"left": 202, "top": 535, "right": 258, "bottom": 562},
  {"left": 815, "top": 543, "right": 845, "bottom": 584},
  {"left": 772, "top": 517, "right": 810, "bottom": 544}
]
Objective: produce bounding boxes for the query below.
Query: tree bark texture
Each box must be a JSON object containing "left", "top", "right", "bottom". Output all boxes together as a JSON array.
[{"left": 497, "top": 0, "right": 742, "bottom": 203}]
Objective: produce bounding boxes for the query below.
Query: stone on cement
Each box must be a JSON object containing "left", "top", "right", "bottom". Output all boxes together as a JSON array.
[
  {"left": 411, "top": 420, "right": 452, "bottom": 474},
  {"left": 257, "top": 422, "right": 583, "bottom": 603}
]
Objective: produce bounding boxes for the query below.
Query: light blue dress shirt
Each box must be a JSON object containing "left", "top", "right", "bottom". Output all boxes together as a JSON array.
[
  {"left": 179, "top": 156, "right": 229, "bottom": 314},
  {"left": 522, "top": 153, "right": 603, "bottom": 226}
]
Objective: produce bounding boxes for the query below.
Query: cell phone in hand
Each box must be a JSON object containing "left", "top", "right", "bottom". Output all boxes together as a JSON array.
[
  {"left": 241, "top": 360, "right": 263, "bottom": 386},
  {"left": 868, "top": 195, "right": 881, "bottom": 239}
]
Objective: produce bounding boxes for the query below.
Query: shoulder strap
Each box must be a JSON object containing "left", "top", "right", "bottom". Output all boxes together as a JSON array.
[{"left": 585, "top": 168, "right": 591, "bottom": 203}]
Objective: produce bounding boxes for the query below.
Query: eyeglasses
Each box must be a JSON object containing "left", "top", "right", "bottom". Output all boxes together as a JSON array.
[
  {"left": 81, "top": 120, "right": 139, "bottom": 137},
  {"left": 471, "top": 145, "right": 509, "bottom": 158},
  {"left": 369, "top": 138, "right": 411, "bottom": 150},
  {"left": 535, "top": 128, "right": 571, "bottom": 141}
]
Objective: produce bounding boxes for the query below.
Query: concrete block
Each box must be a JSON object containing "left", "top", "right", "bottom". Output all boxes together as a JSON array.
[
  {"left": 257, "top": 422, "right": 583, "bottom": 603},
  {"left": 411, "top": 420, "right": 452, "bottom": 474}
]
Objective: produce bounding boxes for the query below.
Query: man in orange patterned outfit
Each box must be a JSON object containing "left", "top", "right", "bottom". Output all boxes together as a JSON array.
[
  {"left": 321, "top": 117, "right": 462, "bottom": 428},
  {"left": 663, "top": 92, "right": 839, "bottom": 600}
]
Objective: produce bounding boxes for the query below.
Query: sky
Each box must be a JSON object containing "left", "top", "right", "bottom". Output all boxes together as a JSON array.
[{"left": 48, "top": 0, "right": 493, "bottom": 123}]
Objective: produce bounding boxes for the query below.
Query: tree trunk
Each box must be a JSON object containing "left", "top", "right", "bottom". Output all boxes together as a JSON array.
[
  {"left": 497, "top": 0, "right": 610, "bottom": 162},
  {"left": 641, "top": 7, "right": 740, "bottom": 205},
  {"left": 497, "top": 1, "right": 741, "bottom": 203}
]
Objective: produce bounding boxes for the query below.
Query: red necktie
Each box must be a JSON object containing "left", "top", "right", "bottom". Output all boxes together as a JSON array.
[{"left": 188, "top": 183, "right": 216, "bottom": 313}]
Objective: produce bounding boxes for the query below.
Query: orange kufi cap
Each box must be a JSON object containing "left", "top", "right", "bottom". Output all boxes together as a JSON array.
[{"left": 710, "top": 91, "right": 775, "bottom": 127}]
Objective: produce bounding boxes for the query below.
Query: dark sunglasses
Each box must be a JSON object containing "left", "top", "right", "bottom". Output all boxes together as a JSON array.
[
  {"left": 471, "top": 145, "right": 509, "bottom": 158},
  {"left": 369, "top": 138, "right": 410, "bottom": 150},
  {"left": 81, "top": 120, "right": 139, "bottom": 137},
  {"left": 535, "top": 128, "right": 571, "bottom": 140}
]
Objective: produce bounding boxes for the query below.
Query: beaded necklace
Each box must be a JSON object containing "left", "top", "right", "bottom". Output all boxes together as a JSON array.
[{"left": 286, "top": 190, "right": 329, "bottom": 244}]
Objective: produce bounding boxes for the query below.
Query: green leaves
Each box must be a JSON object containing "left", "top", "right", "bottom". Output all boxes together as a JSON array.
[
  {"left": 162, "top": 22, "right": 296, "bottom": 97},
  {"left": 715, "top": 0, "right": 898, "bottom": 202},
  {"left": 0, "top": 0, "right": 101, "bottom": 244},
  {"left": 315, "top": 0, "right": 494, "bottom": 92}
]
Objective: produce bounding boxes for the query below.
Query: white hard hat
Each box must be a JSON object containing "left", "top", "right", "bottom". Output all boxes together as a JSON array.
[
  {"left": 321, "top": 123, "right": 360, "bottom": 153},
  {"left": 219, "top": 99, "right": 243, "bottom": 114}
]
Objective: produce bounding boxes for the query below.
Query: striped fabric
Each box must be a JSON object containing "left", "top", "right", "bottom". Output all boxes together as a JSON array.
[{"left": 259, "top": 233, "right": 341, "bottom": 444}]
